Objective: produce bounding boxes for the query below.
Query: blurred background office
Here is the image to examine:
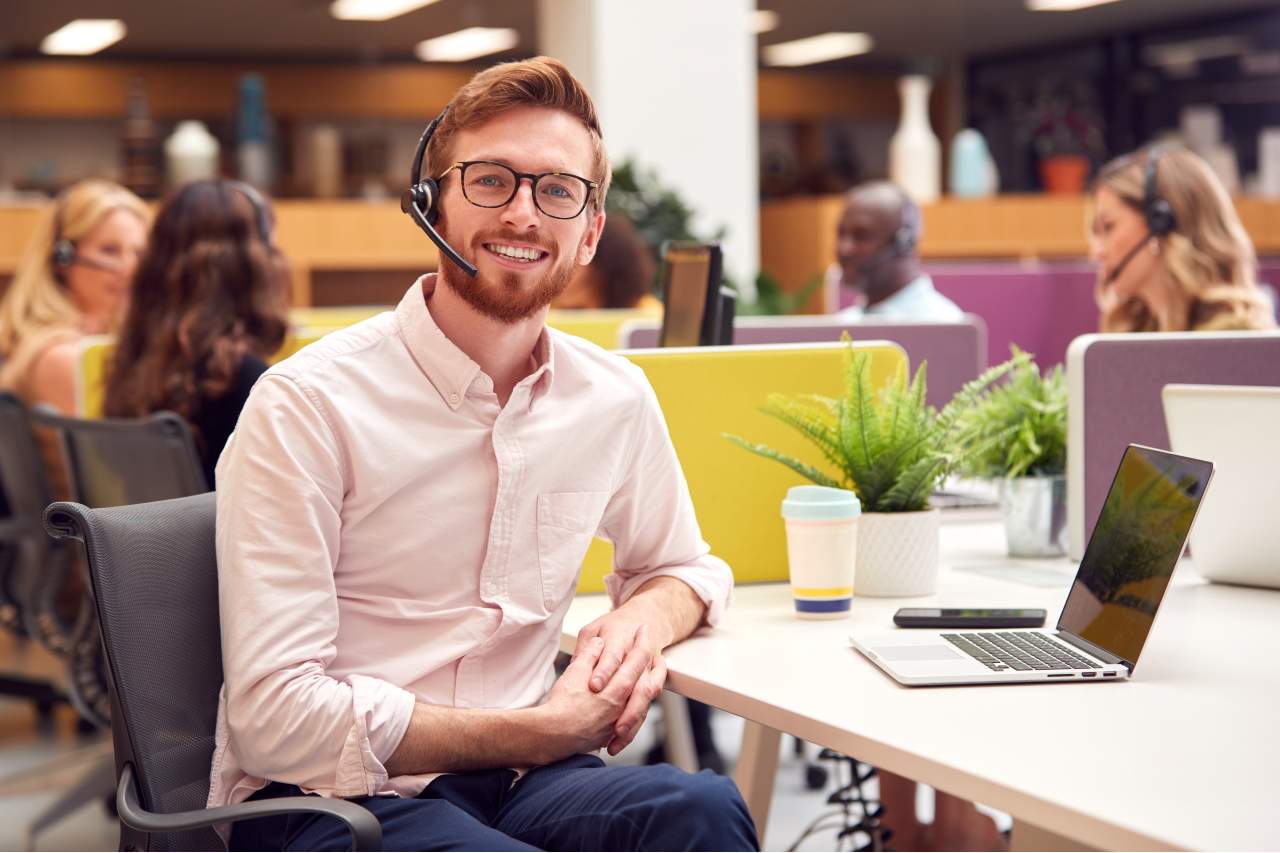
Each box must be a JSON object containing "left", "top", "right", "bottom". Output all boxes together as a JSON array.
[{"left": 3, "top": 0, "right": 1280, "bottom": 849}]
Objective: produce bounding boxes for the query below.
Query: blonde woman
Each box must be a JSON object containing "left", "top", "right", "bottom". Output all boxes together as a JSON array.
[
  {"left": 0, "top": 180, "right": 149, "bottom": 413},
  {"left": 1090, "top": 145, "right": 1274, "bottom": 333}
]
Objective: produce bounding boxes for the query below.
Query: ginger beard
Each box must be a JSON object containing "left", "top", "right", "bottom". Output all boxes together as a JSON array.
[{"left": 436, "top": 223, "right": 578, "bottom": 324}]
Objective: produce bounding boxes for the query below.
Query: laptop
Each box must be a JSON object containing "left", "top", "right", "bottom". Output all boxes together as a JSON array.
[
  {"left": 850, "top": 444, "right": 1213, "bottom": 686},
  {"left": 1163, "top": 383, "right": 1280, "bottom": 589}
]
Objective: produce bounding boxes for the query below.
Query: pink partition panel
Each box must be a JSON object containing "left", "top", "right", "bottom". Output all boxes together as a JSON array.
[{"left": 1076, "top": 333, "right": 1280, "bottom": 548}]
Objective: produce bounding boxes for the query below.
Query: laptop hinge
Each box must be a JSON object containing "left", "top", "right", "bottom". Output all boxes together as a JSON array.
[{"left": 1057, "top": 631, "right": 1131, "bottom": 670}]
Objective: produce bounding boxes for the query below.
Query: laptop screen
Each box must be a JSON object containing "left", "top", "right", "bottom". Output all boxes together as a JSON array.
[{"left": 1058, "top": 445, "right": 1213, "bottom": 668}]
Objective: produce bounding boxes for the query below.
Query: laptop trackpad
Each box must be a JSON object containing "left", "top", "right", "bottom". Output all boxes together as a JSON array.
[{"left": 877, "top": 645, "right": 964, "bottom": 662}]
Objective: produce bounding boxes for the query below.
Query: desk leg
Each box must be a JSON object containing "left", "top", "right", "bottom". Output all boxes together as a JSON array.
[
  {"left": 658, "top": 691, "right": 699, "bottom": 773},
  {"left": 733, "top": 719, "right": 781, "bottom": 842},
  {"left": 1010, "top": 819, "right": 1098, "bottom": 852}
]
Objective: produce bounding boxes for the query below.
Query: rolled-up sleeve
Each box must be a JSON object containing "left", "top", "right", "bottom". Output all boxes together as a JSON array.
[
  {"left": 215, "top": 374, "right": 416, "bottom": 798},
  {"left": 598, "top": 376, "right": 733, "bottom": 626}
]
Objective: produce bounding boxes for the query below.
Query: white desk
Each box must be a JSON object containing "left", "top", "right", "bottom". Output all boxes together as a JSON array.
[{"left": 560, "top": 521, "right": 1280, "bottom": 851}]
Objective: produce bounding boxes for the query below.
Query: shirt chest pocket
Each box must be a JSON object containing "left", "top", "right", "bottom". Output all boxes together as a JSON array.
[{"left": 536, "top": 491, "right": 610, "bottom": 611}]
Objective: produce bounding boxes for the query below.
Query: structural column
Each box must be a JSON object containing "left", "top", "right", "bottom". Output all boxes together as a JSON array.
[{"left": 538, "top": 0, "right": 760, "bottom": 291}]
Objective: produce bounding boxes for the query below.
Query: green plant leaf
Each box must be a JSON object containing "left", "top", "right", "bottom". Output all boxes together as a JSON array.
[{"left": 723, "top": 434, "right": 845, "bottom": 489}]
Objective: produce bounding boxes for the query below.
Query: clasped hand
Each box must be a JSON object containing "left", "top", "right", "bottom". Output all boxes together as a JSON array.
[{"left": 541, "top": 621, "right": 668, "bottom": 759}]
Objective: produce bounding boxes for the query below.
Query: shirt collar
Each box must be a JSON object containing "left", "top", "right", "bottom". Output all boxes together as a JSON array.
[{"left": 395, "top": 275, "right": 556, "bottom": 413}]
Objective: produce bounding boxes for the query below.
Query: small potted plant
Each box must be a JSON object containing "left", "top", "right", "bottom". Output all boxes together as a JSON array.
[
  {"left": 954, "top": 348, "right": 1068, "bottom": 557},
  {"left": 725, "top": 339, "right": 1025, "bottom": 597}
]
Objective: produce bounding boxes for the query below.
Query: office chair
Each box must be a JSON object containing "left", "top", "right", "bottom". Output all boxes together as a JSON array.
[
  {"left": 45, "top": 493, "right": 381, "bottom": 851},
  {"left": 0, "top": 393, "right": 71, "bottom": 721},
  {"left": 18, "top": 407, "right": 209, "bottom": 847},
  {"left": 27, "top": 406, "right": 209, "bottom": 728}
]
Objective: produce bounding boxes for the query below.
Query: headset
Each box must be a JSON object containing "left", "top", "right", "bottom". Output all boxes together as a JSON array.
[
  {"left": 857, "top": 201, "right": 920, "bottom": 276},
  {"left": 1106, "top": 146, "right": 1178, "bottom": 285},
  {"left": 400, "top": 107, "right": 479, "bottom": 278},
  {"left": 51, "top": 194, "right": 121, "bottom": 276},
  {"left": 229, "top": 180, "right": 276, "bottom": 250}
]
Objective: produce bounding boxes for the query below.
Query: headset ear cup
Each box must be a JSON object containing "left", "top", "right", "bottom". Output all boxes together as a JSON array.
[
  {"left": 1147, "top": 200, "right": 1176, "bottom": 237},
  {"left": 52, "top": 239, "right": 76, "bottom": 268},
  {"left": 421, "top": 178, "right": 440, "bottom": 226}
]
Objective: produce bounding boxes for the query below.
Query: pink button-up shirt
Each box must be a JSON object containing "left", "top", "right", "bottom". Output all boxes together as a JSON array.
[{"left": 208, "top": 276, "right": 732, "bottom": 811}]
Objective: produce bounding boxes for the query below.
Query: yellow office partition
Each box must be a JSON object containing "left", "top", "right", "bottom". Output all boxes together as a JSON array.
[
  {"left": 575, "top": 341, "right": 906, "bottom": 593},
  {"left": 547, "top": 307, "right": 660, "bottom": 350},
  {"left": 287, "top": 305, "right": 388, "bottom": 328},
  {"left": 76, "top": 329, "right": 334, "bottom": 418}
]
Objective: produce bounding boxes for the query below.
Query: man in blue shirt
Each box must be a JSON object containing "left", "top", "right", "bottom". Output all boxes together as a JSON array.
[{"left": 833, "top": 181, "right": 964, "bottom": 321}]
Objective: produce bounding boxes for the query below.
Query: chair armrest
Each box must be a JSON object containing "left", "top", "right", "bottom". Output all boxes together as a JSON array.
[{"left": 116, "top": 763, "right": 382, "bottom": 851}]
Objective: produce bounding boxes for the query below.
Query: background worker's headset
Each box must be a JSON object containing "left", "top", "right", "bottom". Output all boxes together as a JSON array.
[
  {"left": 400, "top": 106, "right": 480, "bottom": 278},
  {"left": 1106, "top": 146, "right": 1178, "bottom": 284},
  {"left": 856, "top": 200, "right": 920, "bottom": 276},
  {"left": 51, "top": 179, "right": 276, "bottom": 278}
]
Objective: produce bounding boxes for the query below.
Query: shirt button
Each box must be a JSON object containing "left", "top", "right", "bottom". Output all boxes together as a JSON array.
[{"left": 448, "top": 392, "right": 460, "bottom": 405}]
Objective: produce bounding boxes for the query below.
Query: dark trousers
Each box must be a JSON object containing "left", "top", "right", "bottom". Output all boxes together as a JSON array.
[{"left": 230, "top": 753, "right": 759, "bottom": 852}]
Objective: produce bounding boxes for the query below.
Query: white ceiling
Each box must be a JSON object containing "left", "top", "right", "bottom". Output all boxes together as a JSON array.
[{"left": 1, "top": 0, "right": 1276, "bottom": 67}]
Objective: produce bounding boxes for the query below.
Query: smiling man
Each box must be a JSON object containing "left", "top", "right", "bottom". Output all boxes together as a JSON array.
[{"left": 211, "top": 57, "right": 756, "bottom": 852}]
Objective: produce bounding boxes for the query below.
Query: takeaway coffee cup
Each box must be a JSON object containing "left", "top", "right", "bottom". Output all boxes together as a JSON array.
[{"left": 781, "top": 485, "right": 861, "bottom": 619}]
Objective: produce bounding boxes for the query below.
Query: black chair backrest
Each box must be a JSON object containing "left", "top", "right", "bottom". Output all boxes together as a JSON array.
[
  {"left": 0, "top": 393, "right": 64, "bottom": 638},
  {"left": 30, "top": 408, "right": 208, "bottom": 507},
  {"left": 46, "top": 492, "right": 223, "bottom": 851}
]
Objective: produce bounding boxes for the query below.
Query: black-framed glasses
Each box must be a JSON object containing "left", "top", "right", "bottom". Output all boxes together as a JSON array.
[{"left": 437, "top": 160, "right": 598, "bottom": 220}]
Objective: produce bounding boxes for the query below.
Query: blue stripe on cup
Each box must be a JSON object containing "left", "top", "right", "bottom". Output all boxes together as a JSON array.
[{"left": 794, "top": 598, "right": 851, "bottom": 614}]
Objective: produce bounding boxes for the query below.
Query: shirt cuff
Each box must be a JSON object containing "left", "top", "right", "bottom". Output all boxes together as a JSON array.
[{"left": 333, "top": 674, "right": 417, "bottom": 797}]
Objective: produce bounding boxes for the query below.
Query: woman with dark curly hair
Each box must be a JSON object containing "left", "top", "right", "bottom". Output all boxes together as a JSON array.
[
  {"left": 554, "top": 211, "right": 661, "bottom": 310},
  {"left": 103, "top": 179, "right": 288, "bottom": 487}
]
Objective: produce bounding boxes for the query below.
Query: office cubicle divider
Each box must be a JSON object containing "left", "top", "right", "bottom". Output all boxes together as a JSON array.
[
  {"left": 618, "top": 315, "right": 986, "bottom": 411},
  {"left": 1065, "top": 331, "right": 1280, "bottom": 559},
  {"left": 575, "top": 341, "right": 907, "bottom": 593},
  {"left": 76, "top": 328, "right": 335, "bottom": 418}
]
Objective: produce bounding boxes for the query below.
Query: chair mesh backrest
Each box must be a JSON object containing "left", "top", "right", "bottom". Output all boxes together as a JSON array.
[
  {"left": 49, "top": 493, "right": 224, "bottom": 851},
  {"left": 30, "top": 409, "right": 208, "bottom": 507},
  {"left": 0, "top": 394, "right": 61, "bottom": 635}
]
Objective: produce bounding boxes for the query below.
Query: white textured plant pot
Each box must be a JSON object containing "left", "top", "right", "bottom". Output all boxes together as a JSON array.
[{"left": 854, "top": 509, "right": 941, "bottom": 597}]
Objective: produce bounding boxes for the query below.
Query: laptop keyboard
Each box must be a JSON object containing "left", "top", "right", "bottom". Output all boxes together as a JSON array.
[{"left": 942, "top": 631, "right": 1101, "bottom": 672}]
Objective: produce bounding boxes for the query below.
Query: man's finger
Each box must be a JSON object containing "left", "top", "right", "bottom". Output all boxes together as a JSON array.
[
  {"left": 607, "top": 658, "right": 668, "bottom": 755},
  {"left": 589, "top": 624, "right": 641, "bottom": 692},
  {"left": 567, "top": 636, "right": 605, "bottom": 674},
  {"left": 602, "top": 634, "right": 653, "bottom": 702},
  {"left": 571, "top": 624, "right": 602, "bottom": 662},
  {"left": 611, "top": 654, "right": 667, "bottom": 739}
]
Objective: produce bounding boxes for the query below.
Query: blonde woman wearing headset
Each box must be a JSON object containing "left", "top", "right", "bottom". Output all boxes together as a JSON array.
[
  {"left": 0, "top": 179, "right": 149, "bottom": 414},
  {"left": 1090, "top": 145, "right": 1274, "bottom": 333}
]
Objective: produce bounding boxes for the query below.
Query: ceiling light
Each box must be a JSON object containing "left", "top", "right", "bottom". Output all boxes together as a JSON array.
[
  {"left": 330, "top": 0, "right": 441, "bottom": 22},
  {"left": 415, "top": 27, "right": 519, "bottom": 63},
  {"left": 1026, "top": 0, "right": 1122, "bottom": 10},
  {"left": 40, "top": 19, "right": 126, "bottom": 55},
  {"left": 762, "top": 33, "right": 873, "bottom": 67},
  {"left": 751, "top": 10, "right": 780, "bottom": 34}
]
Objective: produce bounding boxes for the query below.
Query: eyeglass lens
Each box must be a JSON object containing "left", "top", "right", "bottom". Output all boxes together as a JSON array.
[{"left": 460, "top": 162, "right": 588, "bottom": 219}]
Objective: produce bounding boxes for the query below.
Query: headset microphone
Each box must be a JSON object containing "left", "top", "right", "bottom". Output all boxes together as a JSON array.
[
  {"left": 401, "top": 108, "right": 479, "bottom": 278},
  {"left": 1105, "top": 233, "right": 1151, "bottom": 285},
  {"left": 1104, "top": 147, "right": 1177, "bottom": 286}
]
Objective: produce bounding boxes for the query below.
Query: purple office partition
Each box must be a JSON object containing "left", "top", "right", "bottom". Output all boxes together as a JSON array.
[
  {"left": 1065, "top": 331, "right": 1280, "bottom": 559},
  {"left": 622, "top": 316, "right": 987, "bottom": 410}
]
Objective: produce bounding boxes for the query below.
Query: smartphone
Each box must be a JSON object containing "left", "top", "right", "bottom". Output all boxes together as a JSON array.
[{"left": 892, "top": 607, "right": 1047, "bottom": 629}]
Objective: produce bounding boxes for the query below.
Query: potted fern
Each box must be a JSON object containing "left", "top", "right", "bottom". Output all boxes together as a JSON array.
[
  {"left": 954, "top": 349, "right": 1068, "bottom": 557},
  {"left": 726, "top": 340, "right": 1026, "bottom": 597}
]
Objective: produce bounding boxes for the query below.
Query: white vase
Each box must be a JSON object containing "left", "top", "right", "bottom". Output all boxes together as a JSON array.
[
  {"left": 164, "top": 120, "right": 220, "bottom": 188},
  {"left": 854, "top": 509, "right": 940, "bottom": 597},
  {"left": 889, "top": 75, "right": 941, "bottom": 205},
  {"left": 949, "top": 128, "right": 997, "bottom": 198}
]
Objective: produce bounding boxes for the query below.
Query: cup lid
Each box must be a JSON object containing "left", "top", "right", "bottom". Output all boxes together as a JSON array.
[{"left": 781, "top": 485, "right": 861, "bottom": 520}]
